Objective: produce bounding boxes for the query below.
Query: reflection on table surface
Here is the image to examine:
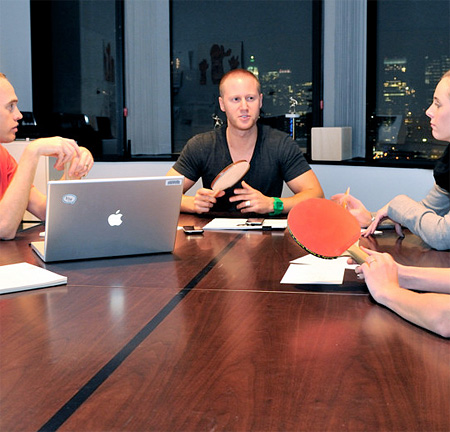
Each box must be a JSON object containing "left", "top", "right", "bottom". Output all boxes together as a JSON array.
[{"left": 0, "top": 214, "right": 449, "bottom": 432}]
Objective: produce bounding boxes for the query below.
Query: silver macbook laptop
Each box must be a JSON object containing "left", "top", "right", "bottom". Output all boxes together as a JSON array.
[{"left": 31, "top": 176, "right": 183, "bottom": 262}]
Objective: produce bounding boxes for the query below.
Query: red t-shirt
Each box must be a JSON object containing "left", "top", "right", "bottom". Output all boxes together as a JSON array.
[{"left": 0, "top": 145, "right": 18, "bottom": 199}]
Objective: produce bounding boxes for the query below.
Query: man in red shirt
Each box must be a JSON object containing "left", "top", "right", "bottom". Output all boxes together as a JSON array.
[{"left": 0, "top": 73, "right": 93, "bottom": 239}]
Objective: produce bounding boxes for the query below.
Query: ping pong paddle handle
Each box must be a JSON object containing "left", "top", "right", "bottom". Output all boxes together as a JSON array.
[{"left": 346, "top": 243, "right": 369, "bottom": 264}]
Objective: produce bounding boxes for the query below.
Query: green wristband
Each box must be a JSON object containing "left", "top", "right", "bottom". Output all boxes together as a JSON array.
[{"left": 269, "top": 197, "right": 284, "bottom": 216}]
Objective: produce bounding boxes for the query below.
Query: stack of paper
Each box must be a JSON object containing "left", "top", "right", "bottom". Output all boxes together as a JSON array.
[
  {"left": 203, "top": 218, "right": 287, "bottom": 230},
  {"left": 281, "top": 255, "right": 357, "bottom": 285},
  {"left": 0, "top": 262, "right": 67, "bottom": 295}
]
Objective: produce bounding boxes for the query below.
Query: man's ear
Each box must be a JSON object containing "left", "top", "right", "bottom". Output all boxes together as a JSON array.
[
  {"left": 259, "top": 93, "right": 263, "bottom": 108},
  {"left": 218, "top": 96, "right": 225, "bottom": 112}
]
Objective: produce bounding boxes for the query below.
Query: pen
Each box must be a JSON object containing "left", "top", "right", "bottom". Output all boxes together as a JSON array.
[{"left": 342, "top": 187, "right": 350, "bottom": 210}]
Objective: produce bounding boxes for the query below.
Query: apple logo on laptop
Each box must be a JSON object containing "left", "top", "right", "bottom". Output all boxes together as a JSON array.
[{"left": 108, "top": 210, "right": 123, "bottom": 227}]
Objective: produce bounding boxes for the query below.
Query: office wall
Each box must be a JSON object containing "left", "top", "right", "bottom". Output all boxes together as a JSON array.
[
  {"left": 83, "top": 161, "right": 434, "bottom": 210},
  {"left": 0, "top": 0, "right": 33, "bottom": 111},
  {"left": 1, "top": 1, "right": 434, "bottom": 211}
]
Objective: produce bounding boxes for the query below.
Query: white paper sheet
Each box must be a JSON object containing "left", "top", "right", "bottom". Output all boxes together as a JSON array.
[
  {"left": 0, "top": 262, "right": 67, "bottom": 294},
  {"left": 281, "top": 255, "right": 357, "bottom": 285},
  {"left": 203, "top": 218, "right": 287, "bottom": 230}
]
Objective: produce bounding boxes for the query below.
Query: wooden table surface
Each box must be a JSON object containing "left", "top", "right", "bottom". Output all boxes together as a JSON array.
[{"left": 1, "top": 214, "right": 449, "bottom": 432}]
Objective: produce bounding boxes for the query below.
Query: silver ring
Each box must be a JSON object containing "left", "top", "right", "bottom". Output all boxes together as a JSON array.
[{"left": 245, "top": 200, "right": 251, "bottom": 207}]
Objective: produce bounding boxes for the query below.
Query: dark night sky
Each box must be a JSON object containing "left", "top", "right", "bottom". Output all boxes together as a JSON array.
[
  {"left": 172, "top": 0, "right": 313, "bottom": 83},
  {"left": 172, "top": 0, "right": 449, "bottom": 117},
  {"left": 377, "top": 1, "right": 449, "bottom": 83},
  {"left": 173, "top": 0, "right": 449, "bottom": 87}
]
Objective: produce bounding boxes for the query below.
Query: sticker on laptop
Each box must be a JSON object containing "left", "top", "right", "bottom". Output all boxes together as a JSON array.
[
  {"left": 165, "top": 179, "right": 183, "bottom": 186},
  {"left": 62, "top": 194, "right": 77, "bottom": 205}
]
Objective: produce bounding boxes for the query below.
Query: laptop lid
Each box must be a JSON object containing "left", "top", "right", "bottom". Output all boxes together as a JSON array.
[{"left": 31, "top": 176, "right": 183, "bottom": 262}]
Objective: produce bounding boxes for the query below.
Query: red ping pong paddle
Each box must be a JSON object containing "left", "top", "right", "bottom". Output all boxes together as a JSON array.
[
  {"left": 287, "top": 198, "right": 368, "bottom": 264},
  {"left": 211, "top": 160, "right": 250, "bottom": 195}
]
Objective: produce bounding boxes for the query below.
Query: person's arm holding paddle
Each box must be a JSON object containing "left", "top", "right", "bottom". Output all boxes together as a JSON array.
[
  {"left": 166, "top": 167, "right": 225, "bottom": 214},
  {"left": 354, "top": 247, "right": 450, "bottom": 338}
]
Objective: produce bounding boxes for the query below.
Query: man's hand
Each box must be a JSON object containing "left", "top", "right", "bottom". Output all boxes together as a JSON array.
[
  {"left": 29, "top": 137, "right": 81, "bottom": 169},
  {"left": 192, "top": 188, "right": 225, "bottom": 213},
  {"left": 63, "top": 147, "right": 94, "bottom": 179},
  {"left": 28, "top": 137, "right": 93, "bottom": 180},
  {"left": 229, "top": 181, "right": 273, "bottom": 214}
]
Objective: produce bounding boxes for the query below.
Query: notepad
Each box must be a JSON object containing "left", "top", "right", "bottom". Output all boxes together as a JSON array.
[{"left": 0, "top": 262, "right": 67, "bottom": 294}]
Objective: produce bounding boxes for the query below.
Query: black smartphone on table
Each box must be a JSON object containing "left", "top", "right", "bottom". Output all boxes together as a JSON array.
[{"left": 183, "top": 225, "right": 204, "bottom": 234}]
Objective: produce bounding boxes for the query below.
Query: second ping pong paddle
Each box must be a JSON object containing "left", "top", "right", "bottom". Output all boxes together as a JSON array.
[
  {"left": 287, "top": 198, "right": 368, "bottom": 264},
  {"left": 211, "top": 160, "right": 250, "bottom": 194}
]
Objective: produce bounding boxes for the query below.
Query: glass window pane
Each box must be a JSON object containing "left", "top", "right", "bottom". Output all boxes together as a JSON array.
[
  {"left": 368, "top": 0, "right": 450, "bottom": 163},
  {"left": 171, "top": 0, "right": 313, "bottom": 154},
  {"left": 30, "top": 0, "right": 124, "bottom": 159}
]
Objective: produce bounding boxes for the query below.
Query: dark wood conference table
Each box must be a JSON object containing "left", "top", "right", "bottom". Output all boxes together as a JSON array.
[{"left": 1, "top": 214, "right": 449, "bottom": 432}]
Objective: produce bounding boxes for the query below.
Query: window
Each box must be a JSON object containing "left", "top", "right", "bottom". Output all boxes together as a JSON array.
[
  {"left": 29, "top": 0, "right": 318, "bottom": 159},
  {"left": 367, "top": 0, "right": 450, "bottom": 164},
  {"left": 170, "top": 0, "right": 318, "bottom": 155},
  {"left": 30, "top": 0, "right": 125, "bottom": 159}
]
